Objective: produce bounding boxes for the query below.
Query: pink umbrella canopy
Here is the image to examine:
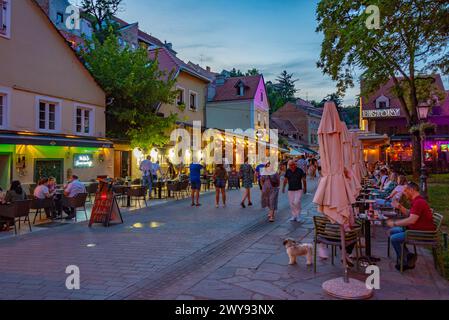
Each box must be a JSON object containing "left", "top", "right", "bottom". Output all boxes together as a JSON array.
[
  {"left": 313, "top": 102, "right": 355, "bottom": 226},
  {"left": 351, "top": 132, "right": 362, "bottom": 185},
  {"left": 341, "top": 122, "right": 361, "bottom": 198},
  {"left": 359, "top": 142, "right": 368, "bottom": 177}
]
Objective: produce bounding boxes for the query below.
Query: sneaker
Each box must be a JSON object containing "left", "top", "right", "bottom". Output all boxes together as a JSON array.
[
  {"left": 241, "top": 202, "right": 246, "bottom": 208},
  {"left": 215, "top": 204, "right": 219, "bottom": 208},
  {"left": 196, "top": 203, "right": 201, "bottom": 207},
  {"left": 407, "top": 253, "right": 418, "bottom": 269},
  {"left": 289, "top": 217, "right": 297, "bottom": 222},
  {"left": 248, "top": 202, "right": 253, "bottom": 206},
  {"left": 222, "top": 204, "right": 226, "bottom": 208},
  {"left": 191, "top": 203, "right": 195, "bottom": 207}
]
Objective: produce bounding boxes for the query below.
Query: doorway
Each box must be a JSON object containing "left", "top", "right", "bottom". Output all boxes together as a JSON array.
[
  {"left": 114, "top": 151, "right": 131, "bottom": 178},
  {"left": 0, "top": 153, "right": 12, "bottom": 190},
  {"left": 34, "top": 159, "right": 64, "bottom": 184}
]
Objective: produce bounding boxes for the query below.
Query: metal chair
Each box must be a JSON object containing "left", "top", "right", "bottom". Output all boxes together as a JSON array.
[
  {"left": 31, "top": 197, "right": 54, "bottom": 224},
  {"left": 126, "top": 187, "right": 148, "bottom": 208},
  {"left": 86, "top": 182, "right": 99, "bottom": 203},
  {"left": 398, "top": 212, "right": 444, "bottom": 272},
  {"left": 64, "top": 193, "right": 88, "bottom": 222},
  {"left": 112, "top": 185, "right": 127, "bottom": 206},
  {"left": 0, "top": 200, "right": 32, "bottom": 235},
  {"left": 313, "top": 216, "right": 361, "bottom": 273}
]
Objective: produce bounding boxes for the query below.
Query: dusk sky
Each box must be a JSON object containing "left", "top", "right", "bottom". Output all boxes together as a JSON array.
[{"left": 116, "top": 0, "right": 360, "bottom": 105}]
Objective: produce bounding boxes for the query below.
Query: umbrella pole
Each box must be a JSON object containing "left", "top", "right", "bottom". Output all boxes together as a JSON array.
[{"left": 340, "top": 225, "right": 349, "bottom": 283}]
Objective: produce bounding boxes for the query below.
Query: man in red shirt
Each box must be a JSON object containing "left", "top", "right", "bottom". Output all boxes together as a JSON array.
[{"left": 386, "top": 182, "right": 435, "bottom": 271}]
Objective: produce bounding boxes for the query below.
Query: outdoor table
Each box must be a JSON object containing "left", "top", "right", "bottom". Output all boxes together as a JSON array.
[
  {"left": 122, "top": 185, "right": 143, "bottom": 207},
  {"left": 153, "top": 180, "right": 167, "bottom": 199}
]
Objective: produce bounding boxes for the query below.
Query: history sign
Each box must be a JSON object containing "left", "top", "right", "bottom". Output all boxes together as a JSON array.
[{"left": 362, "top": 108, "right": 401, "bottom": 118}]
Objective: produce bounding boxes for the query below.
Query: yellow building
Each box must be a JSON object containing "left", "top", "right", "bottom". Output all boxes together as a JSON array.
[{"left": 0, "top": 0, "right": 112, "bottom": 189}]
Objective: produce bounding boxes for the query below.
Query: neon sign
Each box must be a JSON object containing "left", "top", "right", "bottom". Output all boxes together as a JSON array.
[{"left": 74, "top": 154, "right": 94, "bottom": 168}]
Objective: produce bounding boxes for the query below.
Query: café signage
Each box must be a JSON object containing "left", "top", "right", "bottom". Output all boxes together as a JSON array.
[
  {"left": 74, "top": 153, "right": 94, "bottom": 168},
  {"left": 362, "top": 108, "right": 401, "bottom": 118}
]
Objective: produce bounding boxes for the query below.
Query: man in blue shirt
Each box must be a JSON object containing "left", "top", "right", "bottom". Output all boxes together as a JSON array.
[
  {"left": 255, "top": 162, "right": 267, "bottom": 190},
  {"left": 189, "top": 162, "right": 203, "bottom": 206}
]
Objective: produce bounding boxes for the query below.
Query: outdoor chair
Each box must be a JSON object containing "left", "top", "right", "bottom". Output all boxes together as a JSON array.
[
  {"left": 31, "top": 197, "right": 54, "bottom": 224},
  {"left": 126, "top": 186, "right": 148, "bottom": 208},
  {"left": 168, "top": 181, "right": 183, "bottom": 200},
  {"left": 64, "top": 193, "right": 88, "bottom": 222},
  {"left": 86, "top": 182, "right": 99, "bottom": 203},
  {"left": 313, "top": 216, "right": 361, "bottom": 273},
  {"left": 0, "top": 200, "right": 32, "bottom": 235},
  {"left": 112, "top": 185, "right": 127, "bottom": 206},
  {"left": 390, "top": 212, "right": 444, "bottom": 273}
]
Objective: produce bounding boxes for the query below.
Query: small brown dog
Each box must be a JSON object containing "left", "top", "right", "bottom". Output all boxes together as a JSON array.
[{"left": 283, "top": 238, "right": 313, "bottom": 266}]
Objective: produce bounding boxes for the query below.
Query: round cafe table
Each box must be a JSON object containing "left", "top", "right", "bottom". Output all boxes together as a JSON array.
[{"left": 357, "top": 206, "right": 387, "bottom": 266}]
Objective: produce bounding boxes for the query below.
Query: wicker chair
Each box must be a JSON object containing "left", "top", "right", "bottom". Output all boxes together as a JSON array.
[
  {"left": 64, "top": 193, "right": 88, "bottom": 222},
  {"left": 126, "top": 186, "right": 148, "bottom": 208},
  {"left": 313, "top": 216, "right": 361, "bottom": 273},
  {"left": 0, "top": 200, "right": 32, "bottom": 235},
  {"left": 397, "top": 212, "right": 444, "bottom": 272},
  {"left": 31, "top": 197, "right": 54, "bottom": 224}
]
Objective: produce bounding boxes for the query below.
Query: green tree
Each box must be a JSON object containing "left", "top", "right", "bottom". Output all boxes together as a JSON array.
[
  {"left": 79, "top": 32, "right": 177, "bottom": 148},
  {"left": 245, "top": 68, "right": 260, "bottom": 76},
  {"left": 81, "top": 0, "right": 123, "bottom": 43},
  {"left": 316, "top": 0, "right": 449, "bottom": 175},
  {"left": 229, "top": 68, "right": 244, "bottom": 77},
  {"left": 276, "top": 70, "right": 298, "bottom": 101}
]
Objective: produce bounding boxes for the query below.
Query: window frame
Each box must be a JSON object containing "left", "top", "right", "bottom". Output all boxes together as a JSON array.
[
  {"left": 188, "top": 90, "right": 198, "bottom": 111},
  {"left": 35, "top": 96, "right": 62, "bottom": 133},
  {"left": 0, "top": 0, "right": 11, "bottom": 39},
  {"left": 74, "top": 104, "right": 95, "bottom": 136},
  {"left": 176, "top": 86, "right": 185, "bottom": 106},
  {"left": 0, "top": 86, "right": 11, "bottom": 129}
]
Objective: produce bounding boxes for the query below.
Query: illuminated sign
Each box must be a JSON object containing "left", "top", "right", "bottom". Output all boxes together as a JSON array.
[
  {"left": 362, "top": 108, "right": 401, "bottom": 118},
  {"left": 441, "top": 145, "right": 448, "bottom": 152},
  {"left": 74, "top": 154, "right": 94, "bottom": 168}
]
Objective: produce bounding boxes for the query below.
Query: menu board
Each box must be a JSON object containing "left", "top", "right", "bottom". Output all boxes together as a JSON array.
[{"left": 89, "top": 186, "right": 123, "bottom": 227}]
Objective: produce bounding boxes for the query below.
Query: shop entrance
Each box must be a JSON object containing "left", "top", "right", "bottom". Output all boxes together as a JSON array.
[
  {"left": 34, "top": 159, "right": 64, "bottom": 184},
  {"left": 0, "top": 153, "right": 12, "bottom": 190},
  {"left": 114, "top": 151, "right": 131, "bottom": 178}
]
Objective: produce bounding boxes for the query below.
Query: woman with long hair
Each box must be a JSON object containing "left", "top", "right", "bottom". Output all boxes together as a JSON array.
[
  {"left": 260, "top": 162, "right": 280, "bottom": 222},
  {"left": 239, "top": 157, "right": 254, "bottom": 208},
  {"left": 5, "top": 180, "right": 26, "bottom": 203},
  {"left": 213, "top": 164, "right": 228, "bottom": 208}
]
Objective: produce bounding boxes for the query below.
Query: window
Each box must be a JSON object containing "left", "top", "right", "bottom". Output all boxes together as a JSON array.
[
  {"left": 56, "top": 12, "right": 64, "bottom": 24},
  {"left": 176, "top": 87, "right": 185, "bottom": 105},
  {"left": 237, "top": 85, "right": 244, "bottom": 96},
  {"left": 74, "top": 105, "right": 95, "bottom": 135},
  {"left": 36, "top": 97, "right": 61, "bottom": 132},
  {"left": 378, "top": 101, "right": 387, "bottom": 109},
  {"left": 189, "top": 91, "right": 198, "bottom": 111},
  {"left": 260, "top": 91, "right": 263, "bottom": 102},
  {"left": 0, "top": 0, "right": 10, "bottom": 38}
]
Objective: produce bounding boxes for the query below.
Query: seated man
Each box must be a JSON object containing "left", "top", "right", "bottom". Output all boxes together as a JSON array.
[
  {"left": 63, "top": 175, "right": 86, "bottom": 220},
  {"left": 386, "top": 182, "right": 435, "bottom": 271}
]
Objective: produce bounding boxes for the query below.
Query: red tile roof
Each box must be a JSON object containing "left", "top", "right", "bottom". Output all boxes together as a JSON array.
[
  {"left": 270, "top": 118, "right": 299, "bottom": 134},
  {"left": 212, "top": 75, "right": 262, "bottom": 102},
  {"left": 148, "top": 47, "right": 210, "bottom": 82},
  {"left": 138, "top": 30, "right": 164, "bottom": 47}
]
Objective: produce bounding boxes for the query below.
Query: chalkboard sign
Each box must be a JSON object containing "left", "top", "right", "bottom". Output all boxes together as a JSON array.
[{"left": 89, "top": 181, "right": 123, "bottom": 227}]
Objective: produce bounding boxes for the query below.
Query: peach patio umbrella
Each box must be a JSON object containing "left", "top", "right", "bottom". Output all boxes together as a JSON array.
[
  {"left": 359, "top": 141, "right": 368, "bottom": 178},
  {"left": 341, "top": 122, "right": 361, "bottom": 199},
  {"left": 313, "top": 102, "right": 355, "bottom": 226},
  {"left": 351, "top": 132, "right": 363, "bottom": 186}
]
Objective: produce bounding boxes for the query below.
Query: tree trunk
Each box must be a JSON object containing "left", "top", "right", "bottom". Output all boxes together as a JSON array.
[{"left": 412, "top": 131, "right": 421, "bottom": 178}]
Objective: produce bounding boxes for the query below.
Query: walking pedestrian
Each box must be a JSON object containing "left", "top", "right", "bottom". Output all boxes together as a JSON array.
[
  {"left": 239, "top": 157, "right": 254, "bottom": 208},
  {"left": 282, "top": 160, "right": 307, "bottom": 222},
  {"left": 189, "top": 161, "right": 203, "bottom": 206},
  {"left": 139, "top": 156, "right": 153, "bottom": 198},
  {"left": 260, "top": 162, "right": 280, "bottom": 222},
  {"left": 213, "top": 164, "right": 228, "bottom": 208}
]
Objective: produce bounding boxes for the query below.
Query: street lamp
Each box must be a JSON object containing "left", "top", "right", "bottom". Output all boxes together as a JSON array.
[{"left": 417, "top": 103, "right": 431, "bottom": 200}]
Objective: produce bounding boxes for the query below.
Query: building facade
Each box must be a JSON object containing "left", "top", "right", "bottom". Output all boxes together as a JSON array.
[
  {"left": 361, "top": 75, "right": 449, "bottom": 172},
  {"left": 0, "top": 0, "right": 112, "bottom": 190},
  {"left": 272, "top": 98, "right": 322, "bottom": 151}
]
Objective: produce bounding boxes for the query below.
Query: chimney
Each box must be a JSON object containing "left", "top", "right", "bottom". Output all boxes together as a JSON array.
[
  {"left": 206, "top": 66, "right": 211, "bottom": 72},
  {"left": 35, "top": 0, "right": 50, "bottom": 15},
  {"left": 164, "top": 41, "right": 174, "bottom": 52}
]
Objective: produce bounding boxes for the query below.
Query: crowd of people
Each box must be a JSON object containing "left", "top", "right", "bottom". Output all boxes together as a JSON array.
[
  {"left": 183, "top": 154, "right": 320, "bottom": 223},
  {"left": 0, "top": 175, "right": 87, "bottom": 231}
]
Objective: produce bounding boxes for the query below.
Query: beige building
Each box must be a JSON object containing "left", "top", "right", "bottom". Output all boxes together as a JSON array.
[{"left": 0, "top": 0, "right": 112, "bottom": 189}]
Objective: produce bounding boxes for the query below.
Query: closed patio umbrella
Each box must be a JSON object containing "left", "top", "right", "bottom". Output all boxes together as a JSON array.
[
  {"left": 341, "top": 122, "right": 361, "bottom": 199},
  {"left": 351, "top": 132, "right": 363, "bottom": 186},
  {"left": 313, "top": 101, "right": 372, "bottom": 299}
]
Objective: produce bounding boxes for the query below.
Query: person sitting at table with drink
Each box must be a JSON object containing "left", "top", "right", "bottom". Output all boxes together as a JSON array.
[
  {"left": 34, "top": 177, "right": 56, "bottom": 219},
  {"left": 376, "top": 175, "right": 407, "bottom": 208},
  {"left": 378, "top": 168, "right": 389, "bottom": 190},
  {"left": 386, "top": 182, "right": 435, "bottom": 271},
  {"left": 63, "top": 175, "right": 86, "bottom": 220},
  {"left": 379, "top": 172, "right": 398, "bottom": 196}
]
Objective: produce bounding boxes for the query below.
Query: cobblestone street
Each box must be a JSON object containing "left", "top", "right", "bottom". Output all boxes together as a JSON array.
[{"left": 0, "top": 178, "right": 448, "bottom": 300}]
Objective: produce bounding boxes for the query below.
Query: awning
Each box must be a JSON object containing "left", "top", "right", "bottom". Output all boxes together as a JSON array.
[
  {"left": 0, "top": 132, "right": 113, "bottom": 148},
  {"left": 288, "top": 148, "right": 305, "bottom": 156}
]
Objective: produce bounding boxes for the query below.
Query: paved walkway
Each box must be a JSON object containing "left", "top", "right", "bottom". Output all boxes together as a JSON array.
[{"left": 0, "top": 178, "right": 448, "bottom": 300}]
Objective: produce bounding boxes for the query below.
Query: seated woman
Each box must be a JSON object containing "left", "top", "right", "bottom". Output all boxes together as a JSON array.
[
  {"left": 1, "top": 181, "right": 27, "bottom": 231},
  {"left": 376, "top": 175, "right": 407, "bottom": 208},
  {"left": 379, "top": 172, "right": 398, "bottom": 197},
  {"left": 34, "top": 177, "right": 55, "bottom": 219}
]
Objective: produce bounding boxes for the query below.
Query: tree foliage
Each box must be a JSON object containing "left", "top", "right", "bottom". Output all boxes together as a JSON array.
[
  {"left": 316, "top": 0, "right": 449, "bottom": 174},
  {"left": 267, "top": 71, "right": 299, "bottom": 113},
  {"left": 81, "top": 0, "right": 123, "bottom": 43},
  {"left": 79, "top": 32, "right": 178, "bottom": 148}
]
